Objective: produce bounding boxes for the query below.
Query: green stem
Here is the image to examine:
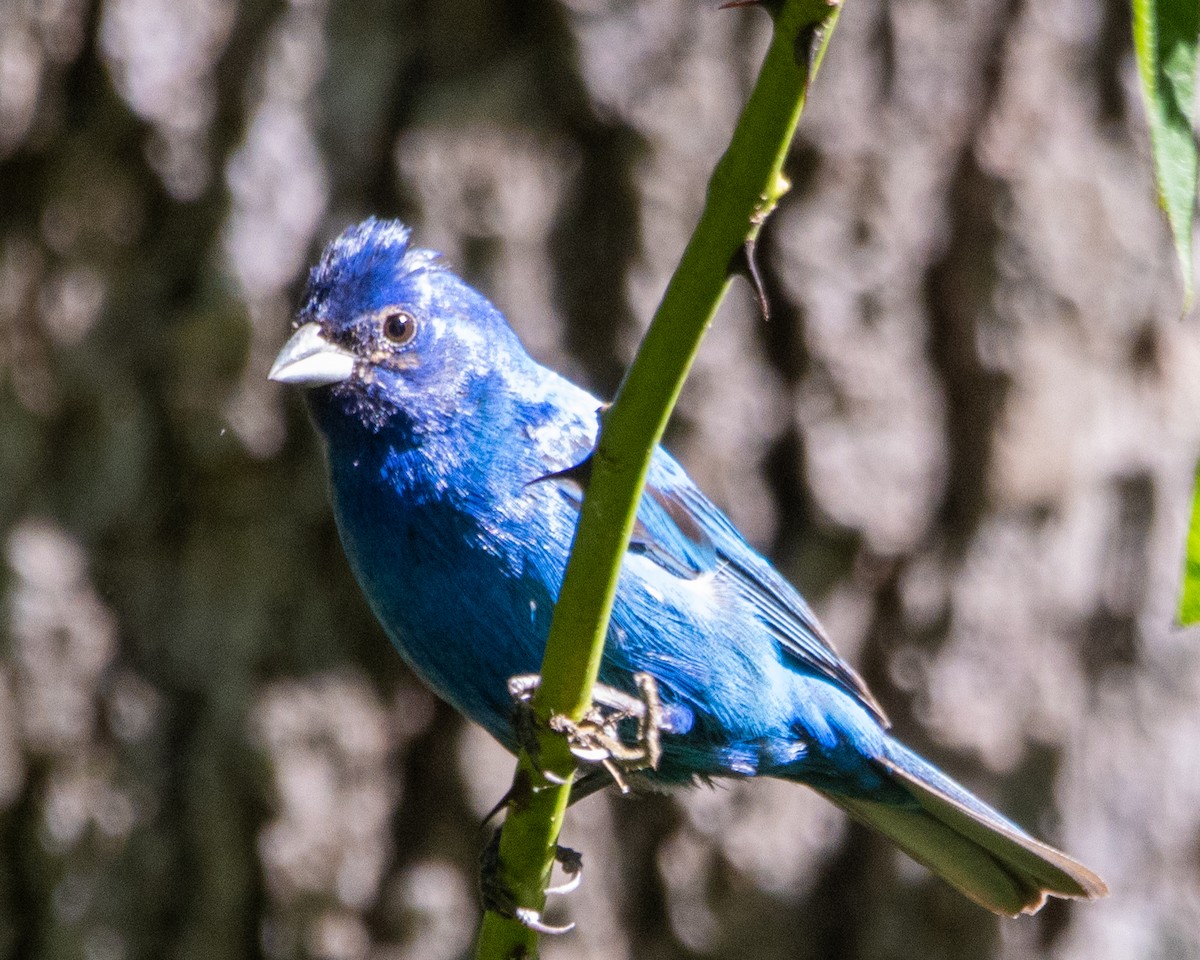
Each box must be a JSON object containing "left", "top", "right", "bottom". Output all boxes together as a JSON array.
[{"left": 474, "top": 2, "right": 842, "bottom": 956}]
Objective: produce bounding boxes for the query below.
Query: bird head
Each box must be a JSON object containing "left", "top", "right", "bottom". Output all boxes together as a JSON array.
[{"left": 268, "top": 218, "right": 526, "bottom": 434}]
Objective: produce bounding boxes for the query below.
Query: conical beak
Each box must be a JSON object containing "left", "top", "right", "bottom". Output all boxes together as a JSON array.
[{"left": 268, "top": 322, "right": 356, "bottom": 387}]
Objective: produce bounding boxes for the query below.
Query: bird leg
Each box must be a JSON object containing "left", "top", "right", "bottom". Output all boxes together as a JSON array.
[
  {"left": 509, "top": 672, "right": 664, "bottom": 789},
  {"left": 478, "top": 827, "right": 583, "bottom": 935},
  {"left": 478, "top": 672, "right": 663, "bottom": 931},
  {"left": 507, "top": 671, "right": 664, "bottom": 794}
]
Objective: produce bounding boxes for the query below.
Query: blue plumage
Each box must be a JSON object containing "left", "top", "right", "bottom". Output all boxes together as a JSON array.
[{"left": 270, "top": 218, "right": 1107, "bottom": 916}]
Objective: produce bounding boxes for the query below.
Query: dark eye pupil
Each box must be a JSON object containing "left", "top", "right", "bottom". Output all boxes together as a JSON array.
[{"left": 383, "top": 311, "right": 415, "bottom": 344}]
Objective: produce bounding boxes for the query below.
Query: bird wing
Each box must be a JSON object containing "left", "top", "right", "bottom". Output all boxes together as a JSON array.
[
  {"left": 650, "top": 461, "right": 889, "bottom": 726},
  {"left": 534, "top": 450, "right": 716, "bottom": 580},
  {"left": 536, "top": 438, "right": 888, "bottom": 726}
]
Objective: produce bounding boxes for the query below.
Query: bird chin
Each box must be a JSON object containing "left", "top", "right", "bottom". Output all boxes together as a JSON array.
[{"left": 309, "top": 380, "right": 408, "bottom": 437}]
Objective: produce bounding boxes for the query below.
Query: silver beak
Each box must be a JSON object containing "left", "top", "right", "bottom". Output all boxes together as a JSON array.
[{"left": 268, "top": 322, "right": 356, "bottom": 387}]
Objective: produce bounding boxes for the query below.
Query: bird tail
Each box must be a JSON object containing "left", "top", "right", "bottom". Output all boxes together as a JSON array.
[{"left": 825, "top": 740, "right": 1108, "bottom": 916}]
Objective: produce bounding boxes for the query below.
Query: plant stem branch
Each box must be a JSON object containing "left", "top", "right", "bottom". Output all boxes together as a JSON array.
[{"left": 474, "top": 2, "right": 842, "bottom": 956}]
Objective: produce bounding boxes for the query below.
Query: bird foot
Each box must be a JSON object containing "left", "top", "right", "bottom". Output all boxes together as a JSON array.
[
  {"left": 478, "top": 828, "right": 583, "bottom": 935},
  {"left": 507, "top": 672, "right": 664, "bottom": 793}
]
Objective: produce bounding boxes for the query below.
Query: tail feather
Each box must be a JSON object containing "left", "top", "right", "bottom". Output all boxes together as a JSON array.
[{"left": 827, "top": 745, "right": 1108, "bottom": 916}]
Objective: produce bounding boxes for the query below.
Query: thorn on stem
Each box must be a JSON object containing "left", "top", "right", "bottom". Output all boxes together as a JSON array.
[
  {"left": 728, "top": 240, "right": 771, "bottom": 322},
  {"left": 525, "top": 454, "right": 594, "bottom": 492},
  {"left": 795, "top": 21, "right": 827, "bottom": 77},
  {"left": 719, "top": 0, "right": 785, "bottom": 12}
]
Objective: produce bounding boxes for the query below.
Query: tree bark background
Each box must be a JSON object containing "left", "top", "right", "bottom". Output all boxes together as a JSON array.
[{"left": 0, "top": 0, "right": 1195, "bottom": 958}]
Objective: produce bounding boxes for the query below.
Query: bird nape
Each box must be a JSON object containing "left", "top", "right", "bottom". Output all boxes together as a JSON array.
[{"left": 269, "top": 217, "right": 1108, "bottom": 917}]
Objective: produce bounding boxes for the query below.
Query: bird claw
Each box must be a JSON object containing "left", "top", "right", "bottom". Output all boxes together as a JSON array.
[
  {"left": 478, "top": 829, "right": 583, "bottom": 935},
  {"left": 514, "top": 907, "right": 575, "bottom": 935},
  {"left": 507, "top": 672, "right": 664, "bottom": 793},
  {"left": 546, "top": 844, "right": 583, "bottom": 896}
]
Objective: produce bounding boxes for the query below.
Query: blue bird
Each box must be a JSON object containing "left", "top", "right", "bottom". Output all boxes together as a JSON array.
[{"left": 269, "top": 218, "right": 1107, "bottom": 916}]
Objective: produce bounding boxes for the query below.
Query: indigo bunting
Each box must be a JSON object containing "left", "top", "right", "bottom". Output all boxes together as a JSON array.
[{"left": 269, "top": 218, "right": 1107, "bottom": 916}]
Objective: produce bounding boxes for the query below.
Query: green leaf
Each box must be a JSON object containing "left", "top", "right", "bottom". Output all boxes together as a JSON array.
[
  {"left": 1133, "top": 0, "right": 1199, "bottom": 309},
  {"left": 1181, "top": 463, "right": 1200, "bottom": 624}
]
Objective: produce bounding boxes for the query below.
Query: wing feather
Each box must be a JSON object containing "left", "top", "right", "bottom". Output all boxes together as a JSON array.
[{"left": 535, "top": 435, "right": 888, "bottom": 725}]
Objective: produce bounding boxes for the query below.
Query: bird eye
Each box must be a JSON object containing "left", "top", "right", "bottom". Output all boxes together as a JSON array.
[{"left": 381, "top": 310, "right": 417, "bottom": 346}]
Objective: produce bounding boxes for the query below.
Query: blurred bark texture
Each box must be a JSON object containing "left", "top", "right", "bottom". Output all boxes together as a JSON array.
[{"left": 0, "top": 0, "right": 1196, "bottom": 958}]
